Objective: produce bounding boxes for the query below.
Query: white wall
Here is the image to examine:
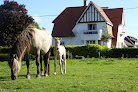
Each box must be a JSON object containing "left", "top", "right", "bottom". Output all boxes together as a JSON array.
[
  {"left": 116, "top": 24, "right": 125, "bottom": 48},
  {"left": 72, "top": 22, "right": 106, "bottom": 41},
  {"left": 52, "top": 22, "right": 112, "bottom": 48}
]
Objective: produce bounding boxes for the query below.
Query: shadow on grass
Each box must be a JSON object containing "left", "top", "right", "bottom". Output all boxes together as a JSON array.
[
  {"left": 0, "top": 74, "right": 34, "bottom": 81},
  {"left": 0, "top": 76, "right": 10, "bottom": 81},
  {"left": 18, "top": 74, "right": 39, "bottom": 79}
]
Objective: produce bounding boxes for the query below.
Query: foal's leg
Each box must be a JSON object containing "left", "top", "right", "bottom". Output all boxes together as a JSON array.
[
  {"left": 54, "top": 55, "right": 57, "bottom": 75},
  {"left": 26, "top": 55, "right": 31, "bottom": 79},
  {"left": 44, "top": 49, "right": 51, "bottom": 77},
  {"left": 63, "top": 54, "right": 66, "bottom": 74},
  {"left": 36, "top": 49, "right": 41, "bottom": 78},
  {"left": 59, "top": 55, "right": 63, "bottom": 74}
]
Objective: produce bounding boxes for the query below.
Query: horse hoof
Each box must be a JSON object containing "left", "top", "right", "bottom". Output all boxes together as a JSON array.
[
  {"left": 36, "top": 75, "right": 41, "bottom": 78},
  {"left": 40, "top": 71, "right": 44, "bottom": 75},
  {"left": 44, "top": 74, "right": 48, "bottom": 77},
  {"left": 53, "top": 72, "right": 56, "bottom": 75},
  {"left": 26, "top": 75, "right": 31, "bottom": 79}
]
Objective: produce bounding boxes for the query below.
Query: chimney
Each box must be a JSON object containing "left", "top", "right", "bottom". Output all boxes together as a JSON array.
[{"left": 84, "top": 0, "right": 87, "bottom": 6}]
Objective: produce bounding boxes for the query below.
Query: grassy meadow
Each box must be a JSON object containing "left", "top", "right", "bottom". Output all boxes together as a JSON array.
[{"left": 0, "top": 58, "right": 138, "bottom": 92}]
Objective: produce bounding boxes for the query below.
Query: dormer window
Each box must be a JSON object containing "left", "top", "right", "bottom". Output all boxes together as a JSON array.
[{"left": 88, "top": 24, "right": 97, "bottom": 30}]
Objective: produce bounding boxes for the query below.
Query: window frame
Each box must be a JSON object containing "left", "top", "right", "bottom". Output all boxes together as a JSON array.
[{"left": 88, "top": 24, "right": 97, "bottom": 30}]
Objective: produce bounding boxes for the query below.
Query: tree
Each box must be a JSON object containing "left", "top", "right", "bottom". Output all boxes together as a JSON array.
[
  {"left": 0, "top": 0, "right": 33, "bottom": 46},
  {"left": 42, "top": 27, "right": 46, "bottom": 30},
  {"left": 101, "top": 24, "right": 111, "bottom": 46},
  {"left": 33, "top": 22, "right": 40, "bottom": 29}
]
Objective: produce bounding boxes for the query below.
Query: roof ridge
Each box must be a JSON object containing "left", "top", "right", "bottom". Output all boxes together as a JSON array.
[
  {"left": 76, "top": 1, "right": 113, "bottom": 26},
  {"left": 104, "top": 8, "right": 123, "bottom": 10}
]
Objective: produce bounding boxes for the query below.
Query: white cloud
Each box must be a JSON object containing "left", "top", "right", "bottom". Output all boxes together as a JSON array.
[{"left": 32, "top": 15, "right": 41, "bottom": 23}]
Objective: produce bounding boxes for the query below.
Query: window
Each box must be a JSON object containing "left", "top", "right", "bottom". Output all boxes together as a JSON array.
[
  {"left": 88, "top": 24, "right": 97, "bottom": 30},
  {"left": 83, "top": 31, "right": 98, "bottom": 34},
  {"left": 86, "top": 40, "right": 96, "bottom": 44}
]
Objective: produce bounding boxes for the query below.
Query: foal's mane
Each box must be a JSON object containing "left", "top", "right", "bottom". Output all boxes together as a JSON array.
[{"left": 10, "top": 24, "right": 35, "bottom": 61}]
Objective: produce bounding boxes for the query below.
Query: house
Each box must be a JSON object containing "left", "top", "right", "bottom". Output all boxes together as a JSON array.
[
  {"left": 52, "top": 0, "right": 125, "bottom": 48},
  {"left": 124, "top": 36, "right": 138, "bottom": 47}
]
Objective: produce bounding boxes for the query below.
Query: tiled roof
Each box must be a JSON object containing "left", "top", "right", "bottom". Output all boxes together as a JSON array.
[
  {"left": 103, "top": 8, "right": 123, "bottom": 46},
  {"left": 52, "top": 6, "right": 86, "bottom": 37}
]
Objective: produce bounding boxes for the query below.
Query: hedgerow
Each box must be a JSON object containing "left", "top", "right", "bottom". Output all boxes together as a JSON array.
[
  {"left": 65, "top": 44, "right": 112, "bottom": 58},
  {"left": 0, "top": 45, "right": 138, "bottom": 61},
  {"left": 65, "top": 45, "right": 138, "bottom": 58}
]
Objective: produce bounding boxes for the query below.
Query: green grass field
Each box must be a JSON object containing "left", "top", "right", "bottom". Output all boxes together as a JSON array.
[{"left": 0, "top": 58, "right": 138, "bottom": 92}]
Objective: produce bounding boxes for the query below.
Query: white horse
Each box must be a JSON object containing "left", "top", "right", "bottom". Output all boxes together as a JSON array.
[
  {"left": 9, "top": 24, "right": 52, "bottom": 80},
  {"left": 53, "top": 37, "right": 66, "bottom": 75}
]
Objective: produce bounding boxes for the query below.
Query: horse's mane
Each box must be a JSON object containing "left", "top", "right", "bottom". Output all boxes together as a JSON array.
[{"left": 10, "top": 24, "right": 35, "bottom": 61}]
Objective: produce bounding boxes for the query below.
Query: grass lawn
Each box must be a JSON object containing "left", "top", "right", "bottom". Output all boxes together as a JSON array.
[{"left": 0, "top": 58, "right": 138, "bottom": 92}]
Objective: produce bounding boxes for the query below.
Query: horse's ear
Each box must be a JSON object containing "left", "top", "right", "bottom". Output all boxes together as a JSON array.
[
  {"left": 59, "top": 38, "right": 62, "bottom": 41},
  {"left": 54, "top": 37, "right": 57, "bottom": 40}
]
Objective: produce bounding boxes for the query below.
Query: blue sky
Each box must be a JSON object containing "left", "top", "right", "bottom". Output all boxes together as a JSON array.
[{"left": 0, "top": 0, "right": 138, "bottom": 39}]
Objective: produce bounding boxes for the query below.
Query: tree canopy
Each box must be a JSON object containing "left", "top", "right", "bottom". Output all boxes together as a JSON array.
[
  {"left": 101, "top": 24, "right": 111, "bottom": 46},
  {"left": 0, "top": 0, "right": 34, "bottom": 46}
]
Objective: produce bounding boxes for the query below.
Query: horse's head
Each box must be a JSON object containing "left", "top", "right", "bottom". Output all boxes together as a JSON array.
[
  {"left": 8, "top": 54, "right": 21, "bottom": 80},
  {"left": 54, "top": 37, "right": 62, "bottom": 49}
]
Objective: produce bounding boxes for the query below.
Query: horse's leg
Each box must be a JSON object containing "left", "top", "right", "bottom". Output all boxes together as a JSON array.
[
  {"left": 36, "top": 49, "right": 41, "bottom": 78},
  {"left": 44, "top": 48, "right": 51, "bottom": 77},
  {"left": 54, "top": 55, "right": 57, "bottom": 75},
  {"left": 64, "top": 59, "right": 66, "bottom": 74},
  {"left": 63, "top": 54, "right": 66, "bottom": 74},
  {"left": 40, "top": 54, "right": 43, "bottom": 75},
  {"left": 26, "top": 54, "right": 31, "bottom": 79},
  {"left": 59, "top": 55, "right": 63, "bottom": 74}
]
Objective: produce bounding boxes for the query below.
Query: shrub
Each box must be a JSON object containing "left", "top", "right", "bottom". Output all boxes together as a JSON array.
[
  {"left": 127, "top": 45, "right": 134, "bottom": 47},
  {"left": 66, "top": 45, "right": 138, "bottom": 58},
  {"left": 66, "top": 44, "right": 111, "bottom": 58},
  {"left": 0, "top": 46, "right": 11, "bottom": 54},
  {"left": 75, "top": 55, "right": 85, "bottom": 59},
  {"left": 0, "top": 46, "right": 11, "bottom": 61},
  {"left": 66, "top": 50, "right": 73, "bottom": 59},
  {"left": 0, "top": 54, "right": 9, "bottom": 61},
  {"left": 111, "top": 47, "right": 138, "bottom": 58}
]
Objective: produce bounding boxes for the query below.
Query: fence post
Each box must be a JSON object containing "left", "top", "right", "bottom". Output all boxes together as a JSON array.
[{"left": 68, "top": 50, "right": 69, "bottom": 60}]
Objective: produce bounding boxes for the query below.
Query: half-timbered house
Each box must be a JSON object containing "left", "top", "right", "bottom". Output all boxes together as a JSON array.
[{"left": 52, "top": 0, "right": 125, "bottom": 48}]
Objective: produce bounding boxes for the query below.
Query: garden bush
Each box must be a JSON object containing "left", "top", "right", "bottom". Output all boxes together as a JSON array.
[
  {"left": 65, "top": 45, "right": 138, "bottom": 58},
  {"left": 0, "top": 54, "right": 9, "bottom": 61},
  {"left": 0, "top": 46, "right": 11, "bottom": 61},
  {"left": 0, "top": 46, "right": 11, "bottom": 54},
  {"left": 0, "top": 45, "right": 137, "bottom": 62},
  {"left": 65, "top": 44, "right": 111, "bottom": 58},
  {"left": 111, "top": 47, "right": 138, "bottom": 58}
]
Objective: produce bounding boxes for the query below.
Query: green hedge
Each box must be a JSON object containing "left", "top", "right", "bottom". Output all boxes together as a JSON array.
[
  {"left": 0, "top": 54, "right": 10, "bottom": 61},
  {"left": 65, "top": 44, "right": 111, "bottom": 58},
  {"left": 111, "top": 48, "right": 138, "bottom": 58},
  {"left": 0, "top": 45, "right": 137, "bottom": 61},
  {"left": 65, "top": 45, "right": 138, "bottom": 58},
  {"left": 0, "top": 46, "right": 11, "bottom": 61},
  {"left": 0, "top": 46, "right": 11, "bottom": 54}
]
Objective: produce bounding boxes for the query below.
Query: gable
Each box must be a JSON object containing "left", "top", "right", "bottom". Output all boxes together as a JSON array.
[
  {"left": 76, "top": 1, "right": 113, "bottom": 26},
  {"left": 78, "top": 2, "right": 104, "bottom": 23}
]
